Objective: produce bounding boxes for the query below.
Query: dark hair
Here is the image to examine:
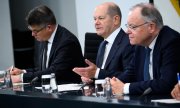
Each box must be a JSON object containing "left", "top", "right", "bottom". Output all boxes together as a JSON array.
[
  {"left": 130, "top": 3, "right": 163, "bottom": 29},
  {"left": 26, "top": 5, "right": 56, "bottom": 26}
]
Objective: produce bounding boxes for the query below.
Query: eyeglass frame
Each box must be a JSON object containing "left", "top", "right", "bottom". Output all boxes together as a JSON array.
[
  {"left": 125, "top": 22, "right": 149, "bottom": 30},
  {"left": 28, "top": 24, "right": 47, "bottom": 34}
]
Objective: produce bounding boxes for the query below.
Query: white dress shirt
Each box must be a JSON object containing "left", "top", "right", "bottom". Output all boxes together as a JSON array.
[{"left": 46, "top": 25, "right": 58, "bottom": 68}]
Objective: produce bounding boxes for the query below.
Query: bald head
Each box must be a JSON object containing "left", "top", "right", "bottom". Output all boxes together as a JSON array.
[{"left": 95, "top": 2, "right": 122, "bottom": 20}]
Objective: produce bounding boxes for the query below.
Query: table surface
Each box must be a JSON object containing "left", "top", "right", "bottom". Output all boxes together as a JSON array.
[{"left": 0, "top": 82, "right": 180, "bottom": 108}]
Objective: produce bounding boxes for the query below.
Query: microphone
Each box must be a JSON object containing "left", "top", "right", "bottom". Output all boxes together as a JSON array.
[
  {"left": 79, "top": 83, "right": 88, "bottom": 91},
  {"left": 139, "top": 87, "right": 152, "bottom": 97},
  {"left": 30, "top": 77, "right": 39, "bottom": 85},
  {"left": 76, "top": 83, "right": 90, "bottom": 95},
  {"left": 138, "top": 87, "right": 152, "bottom": 103},
  {"left": 142, "top": 87, "right": 152, "bottom": 96}
]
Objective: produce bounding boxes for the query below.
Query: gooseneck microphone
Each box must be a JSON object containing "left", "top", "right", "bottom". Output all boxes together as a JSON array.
[
  {"left": 138, "top": 87, "right": 152, "bottom": 103},
  {"left": 140, "top": 87, "right": 152, "bottom": 97},
  {"left": 30, "top": 77, "right": 39, "bottom": 85}
]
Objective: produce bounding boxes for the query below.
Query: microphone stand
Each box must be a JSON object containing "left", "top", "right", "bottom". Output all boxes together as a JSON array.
[
  {"left": 30, "top": 77, "right": 39, "bottom": 92},
  {"left": 138, "top": 87, "right": 152, "bottom": 103}
]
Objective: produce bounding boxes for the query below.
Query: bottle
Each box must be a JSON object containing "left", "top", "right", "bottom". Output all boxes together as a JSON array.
[
  {"left": 104, "top": 77, "right": 112, "bottom": 100},
  {"left": 4, "top": 70, "right": 13, "bottom": 89},
  {"left": 50, "top": 73, "right": 58, "bottom": 93}
]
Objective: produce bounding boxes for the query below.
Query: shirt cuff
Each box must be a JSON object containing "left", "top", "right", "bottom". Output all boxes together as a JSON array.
[
  {"left": 94, "top": 68, "right": 100, "bottom": 78},
  {"left": 123, "top": 83, "right": 130, "bottom": 94},
  {"left": 22, "top": 69, "right": 26, "bottom": 73},
  {"left": 20, "top": 73, "right": 24, "bottom": 82}
]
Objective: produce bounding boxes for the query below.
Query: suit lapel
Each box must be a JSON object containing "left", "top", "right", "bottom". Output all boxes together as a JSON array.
[
  {"left": 152, "top": 34, "right": 162, "bottom": 79},
  {"left": 104, "top": 30, "right": 123, "bottom": 68},
  {"left": 48, "top": 25, "right": 62, "bottom": 67}
]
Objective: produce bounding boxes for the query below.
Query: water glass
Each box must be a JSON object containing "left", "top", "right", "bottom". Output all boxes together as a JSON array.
[
  {"left": 0, "top": 70, "right": 6, "bottom": 88},
  {"left": 4, "top": 70, "right": 13, "bottom": 89},
  {"left": 95, "top": 79, "right": 106, "bottom": 97},
  {"left": 41, "top": 75, "right": 52, "bottom": 93}
]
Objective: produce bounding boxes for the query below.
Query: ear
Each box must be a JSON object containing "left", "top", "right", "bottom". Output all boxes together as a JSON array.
[
  {"left": 46, "top": 24, "right": 53, "bottom": 32},
  {"left": 148, "top": 22, "right": 156, "bottom": 33},
  {"left": 113, "top": 15, "right": 120, "bottom": 25}
]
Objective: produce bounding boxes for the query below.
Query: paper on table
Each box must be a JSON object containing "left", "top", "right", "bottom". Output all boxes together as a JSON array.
[
  {"left": 58, "top": 84, "right": 83, "bottom": 92},
  {"left": 151, "top": 99, "right": 180, "bottom": 104},
  {"left": 35, "top": 83, "right": 83, "bottom": 92},
  {"left": 13, "top": 83, "right": 30, "bottom": 86}
]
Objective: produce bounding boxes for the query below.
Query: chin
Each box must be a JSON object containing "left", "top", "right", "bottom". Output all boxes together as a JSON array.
[
  {"left": 96, "top": 33, "right": 101, "bottom": 36},
  {"left": 130, "top": 41, "right": 136, "bottom": 45}
]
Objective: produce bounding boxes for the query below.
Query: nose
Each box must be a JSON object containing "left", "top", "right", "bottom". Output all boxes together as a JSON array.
[
  {"left": 125, "top": 28, "right": 131, "bottom": 35},
  {"left": 32, "top": 32, "right": 36, "bottom": 37},
  {"left": 94, "top": 19, "right": 100, "bottom": 25}
]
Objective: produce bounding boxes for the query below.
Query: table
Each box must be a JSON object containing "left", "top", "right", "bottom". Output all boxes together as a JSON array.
[{"left": 0, "top": 83, "right": 180, "bottom": 108}]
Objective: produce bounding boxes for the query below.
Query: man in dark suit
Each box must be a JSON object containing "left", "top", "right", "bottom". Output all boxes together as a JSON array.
[
  {"left": 11, "top": 5, "right": 84, "bottom": 83},
  {"left": 73, "top": 2, "right": 134, "bottom": 83},
  {"left": 111, "top": 3, "right": 180, "bottom": 95}
]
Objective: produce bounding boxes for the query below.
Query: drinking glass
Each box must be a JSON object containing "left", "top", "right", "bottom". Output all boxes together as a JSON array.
[
  {"left": 95, "top": 79, "right": 105, "bottom": 97},
  {"left": 41, "top": 75, "right": 52, "bottom": 93},
  {"left": 0, "top": 70, "right": 6, "bottom": 88}
]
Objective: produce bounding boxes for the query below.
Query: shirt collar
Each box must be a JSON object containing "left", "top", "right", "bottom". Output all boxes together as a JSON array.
[
  {"left": 148, "top": 34, "right": 158, "bottom": 50},
  {"left": 48, "top": 24, "right": 58, "bottom": 44},
  {"left": 105, "top": 27, "right": 121, "bottom": 44}
]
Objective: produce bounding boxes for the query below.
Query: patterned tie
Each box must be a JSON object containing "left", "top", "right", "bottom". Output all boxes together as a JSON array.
[
  {"left": 144, "top": 47, "right": 151, "bottom": 81},
  {"left": 41, "top": 41, "right": 48, "bottom": 70},
  {"left": 96, "top": 40, "right": 108, "bottom": 68}
]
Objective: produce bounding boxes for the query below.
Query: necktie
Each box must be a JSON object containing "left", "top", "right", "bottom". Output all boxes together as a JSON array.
[
  {"left": 96, "top": 40, "right": 108, "bottom": 68},
  {"left": 42, "top": 41, "right": 48, "bottom": 70},
  {"left": 144, "top": 47, "right": 151, "bottom": 81}
]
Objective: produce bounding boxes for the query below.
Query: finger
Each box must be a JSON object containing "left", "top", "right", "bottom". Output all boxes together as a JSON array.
[
  {"left": 73, "top": 67, "right": 87, "bottom": 73},
  {"left": 81, "top": 77, "right": 93, "bottom": 83},
  {"left": 81, "top": 76, "right": 89, "bottom": 82},
  {"left": 85, "top": 59, "right": 94, "bottom": 66},
  {"left": 173, "top": 89, "right": 179, "bottom": 99},
  {"left": 171, "top": 90, "right": 175, "bottom": 99}
]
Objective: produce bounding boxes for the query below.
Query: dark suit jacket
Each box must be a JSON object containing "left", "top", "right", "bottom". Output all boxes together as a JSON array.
[
  {"left": 119, "top": 26, "right": 180, "bottom": 95},
  {"left": 98, "top": 29, "right": 134, "bottom": 79},
  {"left": 24, "top": 25, "right": 85, "bottom": 83}
]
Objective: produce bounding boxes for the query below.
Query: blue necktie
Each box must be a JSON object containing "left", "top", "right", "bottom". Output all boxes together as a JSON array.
[
  {"left": 144, "top": 47, "right": 151, "bottom": 81},
  {"left": 96, "top": 40, "right": 108, "bottom": 68},
  {"left": 42, "top": 41, "right": 48, "bottom": 70}
]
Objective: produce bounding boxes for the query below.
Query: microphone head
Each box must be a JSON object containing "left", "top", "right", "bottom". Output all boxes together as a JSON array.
[
  {"left": 30, "top": 77, "right": 39, "bottom": 84},
  {"left": 141, "top": 87, "right": 152, "bottom": 97}
]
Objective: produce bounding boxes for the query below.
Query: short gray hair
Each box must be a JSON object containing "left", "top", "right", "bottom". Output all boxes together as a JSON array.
[{"left": 130, "top": 3, "right": 163, "bottom": 29}]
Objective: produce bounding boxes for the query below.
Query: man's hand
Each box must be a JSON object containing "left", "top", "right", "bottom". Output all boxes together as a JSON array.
[
  {"left": 171, "top": 83, "right": 180, "bottom": 100},
  {"left": 110, "top": 77, "right": 124, "bottom": 95},
  {"left": 11, "top": 74, "right": 22, "bottom": 83},
  {"left": 10, "top": 67, "right": 23, "bottom": 75},
  {"left": 81, "top": 76, "right": 93, "bottom": 84},
  {"left": 73, "top": 59, "right": 97, "bottom": 78}
]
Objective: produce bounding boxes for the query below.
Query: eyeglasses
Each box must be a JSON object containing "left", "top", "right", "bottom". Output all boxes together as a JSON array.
[
  {"left": 125, "top": 22, "right": 149, "bottom": 30},
  {"left": 28, "top": 25, "right": 46, "bottom": 34}
]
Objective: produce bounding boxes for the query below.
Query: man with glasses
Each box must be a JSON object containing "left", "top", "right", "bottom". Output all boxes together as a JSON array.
[
  {"left": 11, "top": 5, "right": 85, "bottom": 84},
  {"left": 110, "top": 3, "right": 180, "bottom": 95}
]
